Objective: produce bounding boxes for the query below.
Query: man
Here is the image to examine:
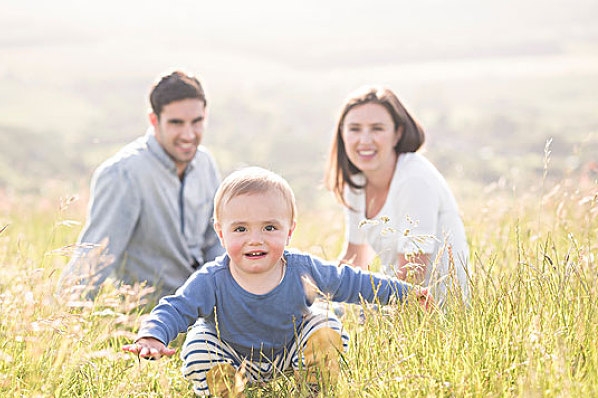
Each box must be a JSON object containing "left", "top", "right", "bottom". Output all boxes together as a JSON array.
[{"left": 62, "top": 70, "right": 224, "bottom": 301}]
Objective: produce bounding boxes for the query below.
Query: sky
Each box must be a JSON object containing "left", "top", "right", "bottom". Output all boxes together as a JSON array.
[
  {"left": 1, "top": 0, "right": 597, "bottom": 137},
  {"left": 2, "top": 0, "right": 596, "bottom": 81}
]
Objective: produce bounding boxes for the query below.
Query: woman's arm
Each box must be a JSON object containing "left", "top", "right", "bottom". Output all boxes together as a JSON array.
[{"left": 338, "top": 242, "right": 374, "bottom": 271}]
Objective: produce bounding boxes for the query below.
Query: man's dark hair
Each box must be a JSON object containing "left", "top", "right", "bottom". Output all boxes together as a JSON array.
[{"left": 149, "top": 71, "right": 206, "bottom": 118}]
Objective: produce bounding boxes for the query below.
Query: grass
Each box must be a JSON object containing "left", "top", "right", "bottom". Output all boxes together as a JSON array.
[{"left": 0, "top": 170, "right": 596, "bottom": 397}]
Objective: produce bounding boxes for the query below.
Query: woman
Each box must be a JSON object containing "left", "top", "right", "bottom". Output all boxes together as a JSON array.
[{"left": 325, "top": 86, "right": 469, "bottom": 305}]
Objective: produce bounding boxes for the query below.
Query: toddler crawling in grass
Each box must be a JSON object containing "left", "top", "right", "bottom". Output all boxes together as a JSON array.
[{"left": 123, "top": 166, "right": 433, "bottom": 396}]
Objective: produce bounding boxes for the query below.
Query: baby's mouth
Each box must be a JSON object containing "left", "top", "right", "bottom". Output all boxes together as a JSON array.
[{"left": 245, "top": 251, "right": 266, "bottom": 257}]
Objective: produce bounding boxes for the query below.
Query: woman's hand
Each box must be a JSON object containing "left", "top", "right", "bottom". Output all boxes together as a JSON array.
[
  {"left": 122, "top": 337, "right": 176, "bottom": 360},
  {"left": 396, "top": 252, "right": 430, "bottom": 285}
]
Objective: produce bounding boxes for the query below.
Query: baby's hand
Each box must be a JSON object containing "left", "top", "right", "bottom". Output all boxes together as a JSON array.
[
  {"left": 415, "top": 287, "right": 435, "bottom": 312},
  {"left": 122, "top": 337, "right": 176, "bottom": 360}
]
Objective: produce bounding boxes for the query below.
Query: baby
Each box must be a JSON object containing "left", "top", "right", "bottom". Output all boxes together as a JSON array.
[{"left": 123, "top": 166, "right": 432, "bottom": 397}]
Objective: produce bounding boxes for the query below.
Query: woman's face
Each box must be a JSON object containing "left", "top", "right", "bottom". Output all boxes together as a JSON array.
[{"left": 341, "top": 102, "right": 402, "bottom": 174}]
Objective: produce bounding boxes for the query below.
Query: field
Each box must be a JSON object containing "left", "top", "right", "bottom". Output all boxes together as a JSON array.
[
  {"left": 1, "top": 158, "right": 596, "bottom": 397},
  {"left": 1, "top": 0, "right": 597, "bottom": 395}
]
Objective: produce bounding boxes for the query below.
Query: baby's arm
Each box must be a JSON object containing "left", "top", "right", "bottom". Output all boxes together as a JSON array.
[{"left": 122, "top": 337, "right": 176, "bottom": 360}]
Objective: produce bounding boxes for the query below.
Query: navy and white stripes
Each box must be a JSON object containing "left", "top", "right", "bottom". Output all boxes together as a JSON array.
[{"left": 181, "top": 312, "right": 349, "bottom": 396}]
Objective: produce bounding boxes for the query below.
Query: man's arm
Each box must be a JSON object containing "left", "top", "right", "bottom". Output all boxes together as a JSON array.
[{"left": 61, "top": 165, "right": 140, "bottom": 292}]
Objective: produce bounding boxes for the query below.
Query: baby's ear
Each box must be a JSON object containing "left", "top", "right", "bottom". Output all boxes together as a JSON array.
[
  {"left": 214, "top": 221, "right": 224, "bottom": 242},
  {"left": 286, "top": 220, "right": 297, "bottom": 245}
]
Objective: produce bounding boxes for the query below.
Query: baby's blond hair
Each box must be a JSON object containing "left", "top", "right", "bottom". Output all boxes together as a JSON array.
[{"left": 214, "top": 167, "right": 297, "bottom": 224}]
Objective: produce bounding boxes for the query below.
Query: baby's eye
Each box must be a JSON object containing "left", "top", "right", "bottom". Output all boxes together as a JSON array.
[
  {"left": 233, "top": 226, "right": 247, "bottom": 232},
  {"left": 264, "top": 225, "right": 277, "bottom": 232}
]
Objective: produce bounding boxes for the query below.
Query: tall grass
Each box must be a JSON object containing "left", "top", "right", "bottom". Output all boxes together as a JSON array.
[{"left": 0, "top": 169, "right": 596, "bottom": 397}]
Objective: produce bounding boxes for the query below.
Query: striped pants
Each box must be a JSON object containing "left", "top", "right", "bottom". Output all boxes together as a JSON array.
[{"left": 181, "top": 312, "right": 350, "bottom": 396}]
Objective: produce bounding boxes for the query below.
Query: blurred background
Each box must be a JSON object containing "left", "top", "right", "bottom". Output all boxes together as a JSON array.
[{"left": 1, "top": 0, "right": 597, "bottom": 213}]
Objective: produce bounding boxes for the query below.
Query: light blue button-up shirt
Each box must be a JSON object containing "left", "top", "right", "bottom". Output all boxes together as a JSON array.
[{"left": 63, "top": 129, "right": 224, "bottom": 299}]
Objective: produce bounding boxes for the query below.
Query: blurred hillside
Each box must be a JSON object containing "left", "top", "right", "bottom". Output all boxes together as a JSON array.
[{"left": 1, "top": 0, "right": 597, "bottom": 209}]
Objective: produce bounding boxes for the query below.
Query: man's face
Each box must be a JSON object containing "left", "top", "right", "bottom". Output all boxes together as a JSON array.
[{"left": 150, "top": 98, "right": 206, "bottom": 177}]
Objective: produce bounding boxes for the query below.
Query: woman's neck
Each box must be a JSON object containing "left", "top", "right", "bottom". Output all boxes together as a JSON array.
[
  {"left": 363, "top": 153, "right": 397, "bottom": 188},
  {"left": 363, "top": 155, "right": 398, "bottom": 218}
]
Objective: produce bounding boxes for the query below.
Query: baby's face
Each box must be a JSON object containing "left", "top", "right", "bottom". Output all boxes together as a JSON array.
[{"left": 215, "top": 190, "right": 295, "bottom": 277}]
